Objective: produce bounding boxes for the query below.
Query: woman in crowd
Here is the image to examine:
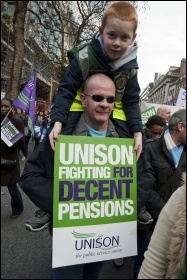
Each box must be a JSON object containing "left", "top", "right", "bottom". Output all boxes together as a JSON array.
[
  {"left": 34, "top": 110, "right": 48, "bottom": 150},
  {"left": 138, "top": 172, "right": 186, "bottom": 279},
  {"left": 1, "top": 98, "right": 24, "bottom": 218}
]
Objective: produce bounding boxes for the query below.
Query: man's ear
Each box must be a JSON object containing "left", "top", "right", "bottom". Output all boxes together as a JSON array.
[
  {"left": 178, "top": 121, "right": 184, "bottom": 132},
  {"left": 80, "top": 94, "right": 86, "bottom": 107}
]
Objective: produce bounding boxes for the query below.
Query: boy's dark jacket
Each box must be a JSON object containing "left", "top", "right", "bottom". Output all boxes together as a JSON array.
[{"left": 51, "top": 32, "right": 143, "bottom": 135}]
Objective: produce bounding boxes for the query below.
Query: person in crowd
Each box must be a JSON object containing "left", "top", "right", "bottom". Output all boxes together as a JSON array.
[
  {"left": 133, "top": 108, "right": 186, "bottom": 279},
  {"left": 138, "top": 172, "right": 186, "bottom": 279},
  {"left": 23, "top": 1, "right": 153, "bottom": 237},
  {"left": 11, "top": 106, "right": 17, "bottom": 116},
  {"left": 20, "top": 110, "right": 31, "bottom": 161},
  {"left": 136, "top": 115, "right": 167, "bottom": 228},
  {"left": 157, "top": 106, "right": 172, "bottom": 125},
  {"left": 144, "top": 115, "right": 166, "bottom": 140},
  {"left": 45, "top": 109, "right": 52, "bottom": 128},
  {"left": 49, "top": 1, "right": 143, "bottom": 162},
  {"left": 19, "top": 73, "right": 120, "bottom": 279},
  {"left": 15, "top": 108, "right": 22, "bottom": 119},
  {"left": 34, "top": 110, "right": 48, "bottom": 150},
  {"left": 1, "top": 98, "right": 24, "bottom": 219},
  {"left": 114, "top": 115, "right": 167, "bottom": 268}
]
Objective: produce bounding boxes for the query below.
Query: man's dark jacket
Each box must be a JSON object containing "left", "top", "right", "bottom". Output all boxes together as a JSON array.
[
  {"left": 138, "top": 133, "right": 186, "bottom": 222},
  {"left": 19, "top": 115, "right": 119, "bottom": 214}
]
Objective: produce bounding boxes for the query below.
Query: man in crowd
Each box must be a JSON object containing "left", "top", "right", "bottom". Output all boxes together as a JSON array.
[
  {"left": 134, "top": 108, "right": 186, "bottom": 279},
  {"left": 19, "top": 73, "right": 121, "bottom": 279},
  {"left": 157, "top": 106, "right": 172, "bottom": 125},
  {"left": 113, "top": 114, "right": 167, "bottom": 268},
  {"left": 144, "top": 115, "right": 166, "bottom": 140}
]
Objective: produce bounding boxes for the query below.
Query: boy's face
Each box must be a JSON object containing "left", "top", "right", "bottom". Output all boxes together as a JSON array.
[{"left": 99, "top": 17, "right": 136, "bottom": 60}]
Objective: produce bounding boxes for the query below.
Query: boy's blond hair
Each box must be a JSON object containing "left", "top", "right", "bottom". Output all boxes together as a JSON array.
[{"left": 101, "top": 1, "right": 138, "bottom": 32}]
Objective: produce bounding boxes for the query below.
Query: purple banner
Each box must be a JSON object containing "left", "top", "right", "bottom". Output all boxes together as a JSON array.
[{"left": 12, "top": 71, "right": 37, "bottom": 136}]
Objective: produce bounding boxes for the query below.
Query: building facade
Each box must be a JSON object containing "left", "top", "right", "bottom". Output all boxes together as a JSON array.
[
  {"left": 140, "top": 58, "right": 186, "bottom": 105},
  {"left": 1, "top": 1, "right": 74, "bottom": 110}
]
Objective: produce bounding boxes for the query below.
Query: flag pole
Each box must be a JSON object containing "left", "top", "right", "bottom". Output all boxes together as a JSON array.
[{"left": 49, "top": 77, "right": 53, "bottom": 109}]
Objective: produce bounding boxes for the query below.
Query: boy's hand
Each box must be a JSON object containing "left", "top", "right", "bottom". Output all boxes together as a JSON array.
[
  {"left": 133, "top": 132, "right": 142, "bottom": 161},
  {"left": 49, "top": 122, "right": 62, "bottom": 150}
]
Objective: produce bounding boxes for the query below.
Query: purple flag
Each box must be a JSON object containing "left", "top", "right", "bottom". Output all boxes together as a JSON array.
[{"left": 12, "top": 71, "right": 37, "bottom": 136}]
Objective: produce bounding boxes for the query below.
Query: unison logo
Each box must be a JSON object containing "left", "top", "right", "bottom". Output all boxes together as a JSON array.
[{"left": 72, "top": 231, "right": 120, "bottom": 251}]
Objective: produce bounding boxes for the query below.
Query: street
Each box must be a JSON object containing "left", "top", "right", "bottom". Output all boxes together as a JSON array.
[{"left": 1, "top": 141, "right": 134, "bottom": 279}]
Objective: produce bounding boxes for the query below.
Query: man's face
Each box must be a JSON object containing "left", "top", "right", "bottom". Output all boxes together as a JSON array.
[
  {"left": 1, "top": 100, "right": 11, "bottom": 117},
  {"left": 146, "top": 125, "right": 165, "bottom": 139},
  {"left": 160, "top": 109, "right": 171, "bottom": 122},
  {"left": 99, "top": 17, "right": 136, "bottom": 61},
  {"left": 81, "top": 78, "right": 115, "bottom": 128}
]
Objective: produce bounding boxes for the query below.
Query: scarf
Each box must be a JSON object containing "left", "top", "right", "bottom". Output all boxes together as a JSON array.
[{"left": 164, "top": 129, "right": 184, "bottom": 168}]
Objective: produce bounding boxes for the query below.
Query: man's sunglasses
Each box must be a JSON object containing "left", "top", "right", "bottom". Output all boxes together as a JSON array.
[{"left": 84, "top": 94, "right": 115, "bottom": 104}]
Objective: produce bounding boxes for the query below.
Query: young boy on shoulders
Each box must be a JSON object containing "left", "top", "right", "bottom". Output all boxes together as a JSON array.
[{"left": 49, "top": 1, "right": 143, "bottom": 161}]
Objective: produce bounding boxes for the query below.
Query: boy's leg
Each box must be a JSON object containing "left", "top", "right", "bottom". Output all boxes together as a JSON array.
[
  {"left": 137, "top": 207, "right": 153, "bottom": 232},
  {"left": 25, "top": 210, "right": 51, "bottom": 231}
]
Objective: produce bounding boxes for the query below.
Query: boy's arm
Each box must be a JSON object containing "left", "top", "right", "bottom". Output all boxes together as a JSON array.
[
  {"left": 50, "top": 58, "right": 83, "bottom": 126},
  {"left": 122, "top": 72, "right": 143, "bottom": 134},
  {"left": 49, "top": 121, "right": 62, "bottom": 150},
  {"left": 121, "top": 72, "right": 143, "bottom": 160},
  {"left": 49, "top": 58, "right": 83, "bottom": 150},
  {"left": 133, "top": 131, "right": 142, "bottom": 161}
]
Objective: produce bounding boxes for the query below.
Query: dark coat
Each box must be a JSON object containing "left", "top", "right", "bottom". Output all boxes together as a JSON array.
[
  {"left": 35, "top": 113, "right": 48, "bottom": 128},
  {"left": 137, "top": 134, "right": 186, "bottom": 222},
  {"left": 1, "top": 113, "right": 24, "bottom": 186},
  {"left": 19, "top": 114, "right": 119, "bottom": 213}
]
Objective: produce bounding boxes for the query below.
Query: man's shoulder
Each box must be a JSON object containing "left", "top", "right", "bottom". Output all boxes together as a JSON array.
[
  {"left": 146, "top": 138, "right": 163, "bottom": 152},
  {"left": 146, "top": 138, "right": 157, "bottom": 144},
  {"left": 146, "top": 138, "right": 163, "bottom": 149}
]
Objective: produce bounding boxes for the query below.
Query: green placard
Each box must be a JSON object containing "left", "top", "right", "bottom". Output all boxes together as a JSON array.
[
  {"left": 141, "top": 106, "right": 157, "bottom": 128},
  {"left": 53, "top": 135, "right": 137, "bottom": 228}
]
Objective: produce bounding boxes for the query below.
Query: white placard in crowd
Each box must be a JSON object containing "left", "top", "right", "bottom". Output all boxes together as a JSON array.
[{"left": 175, "top": 88, "right": 186, "bottom": 108}]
